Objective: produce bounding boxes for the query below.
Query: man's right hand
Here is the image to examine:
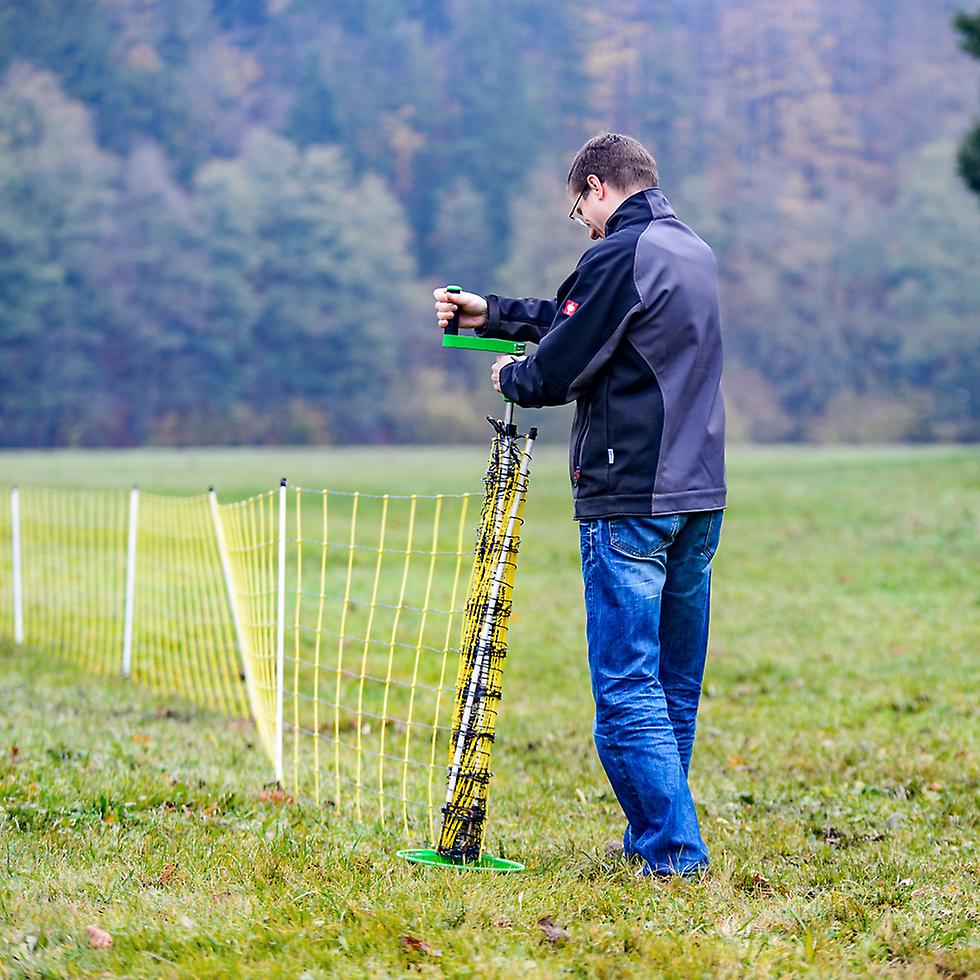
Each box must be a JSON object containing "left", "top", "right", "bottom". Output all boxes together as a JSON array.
[{"left": 433, "top": 287, "right": 488, "bottom": 332}]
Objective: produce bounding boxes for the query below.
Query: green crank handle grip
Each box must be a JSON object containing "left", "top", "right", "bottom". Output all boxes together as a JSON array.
[{"left": 443, "top": 284, "right": 463, "bottom": 336}]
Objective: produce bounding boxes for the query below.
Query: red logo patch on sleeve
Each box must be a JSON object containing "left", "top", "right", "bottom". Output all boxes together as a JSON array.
[{"left": 562, "top": 300, "right": 579, "bottom": 316}]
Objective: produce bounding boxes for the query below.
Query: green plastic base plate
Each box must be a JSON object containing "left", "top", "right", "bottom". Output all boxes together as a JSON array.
[
  {"left": 397, "top": 848, "right": 524, "bottom": 873},
  {"left": 442, "top": 334, "right": 526, "bottom": 355}
]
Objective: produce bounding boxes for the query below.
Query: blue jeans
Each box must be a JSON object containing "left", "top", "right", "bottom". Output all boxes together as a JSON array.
[{"left": 579, "top": 511, "right": 722, "bottom": 875}]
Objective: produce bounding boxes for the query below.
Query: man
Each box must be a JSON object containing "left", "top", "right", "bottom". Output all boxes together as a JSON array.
[{"left": 433, "top": 133, "right": 725, "bottom": 876}]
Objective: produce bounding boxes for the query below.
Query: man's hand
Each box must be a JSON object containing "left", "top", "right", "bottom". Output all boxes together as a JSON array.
[
  {"left": 491, "top": 354, "right": 527, "bottom": 394},
  {"left": 433, "top": 287, "right": 488, "bottom": 331}
]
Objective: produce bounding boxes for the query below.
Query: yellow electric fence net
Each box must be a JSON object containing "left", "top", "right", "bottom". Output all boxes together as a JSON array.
[
  {"left": 438, "top": 427, "right": 531, "bottom": 860},
  {"left": 214, "top": 488, "right": 283, "bottom": 770},
  {"left": 20, "top": 487, "right": 129, "bottom": 673},
  {"left": 0, "top": 486, "right": 245, "bottom": 716},
  {"left": 285, "top": 488, "right": 473, "bottom": 839},
  {"left": 131, "top": 492, "right": 248, "bottom": 717},
  {"left": 0, "top": 431, "right": 534, "bottom": 847},
  {"left": 0, "top": 490, "right": 11, "bottom": 640}
]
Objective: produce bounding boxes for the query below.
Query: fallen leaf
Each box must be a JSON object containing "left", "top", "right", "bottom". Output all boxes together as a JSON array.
[
  {"left": 143, "top": 863, "right": 177, "bottom": 887},
  {"left": 133, "top": 733, "right": 150, "bottom": 746},
  {"left": 258, "top": 789, "right": 295, "bottom": 805},
  {"left": 86, "top": 925, "right": 113, "bottom": 949},
  {"left": 537, "top": 916, "right": 571, "bottom": 944},
  {"left": 9, "top": 744, "right": 18, "bottom": 759},
  {"left": 399, "top": 935, "right": 437, "bottom": 955}
]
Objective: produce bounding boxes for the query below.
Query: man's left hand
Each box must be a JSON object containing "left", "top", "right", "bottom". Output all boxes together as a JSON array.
[
  {"left": 490, "top": 354, "right": 527, "bottom": 394},
  {"left": 491, "top": 354, "right": 527, "bottom": 394}
]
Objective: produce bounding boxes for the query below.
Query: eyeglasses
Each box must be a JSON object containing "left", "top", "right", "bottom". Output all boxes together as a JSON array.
[{"left": 568, "top": 186, "right": 589, "bottom": 227}]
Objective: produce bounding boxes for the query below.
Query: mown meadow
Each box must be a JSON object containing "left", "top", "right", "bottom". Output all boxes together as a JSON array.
[{"left": 0, "top": 443, "right": 977, "bottom": 978}]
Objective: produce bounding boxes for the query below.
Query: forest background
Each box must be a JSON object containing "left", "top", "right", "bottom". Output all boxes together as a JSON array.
[{"left": 1, "top": 0, "right": 979, "bottom": 448}]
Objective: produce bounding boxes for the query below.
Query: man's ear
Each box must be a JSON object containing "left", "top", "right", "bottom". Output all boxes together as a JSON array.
[{"left": 587, "top": 174, "right": 604, "bottom": 198}]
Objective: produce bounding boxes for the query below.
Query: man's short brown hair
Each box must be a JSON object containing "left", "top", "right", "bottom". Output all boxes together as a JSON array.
[{"left": 567, "top": 133, "right": 659, "bottom": 195}]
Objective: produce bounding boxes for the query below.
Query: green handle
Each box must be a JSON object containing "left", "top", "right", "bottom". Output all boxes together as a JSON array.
[
  {"left": 441, "top": 285, "right": 525, "bottom": 356},
  {"left": 443, "top": 285, "right": 464, "bottom": 337},
  {"left": 442, "top": 284, "right": 523, "bottom": 405}
]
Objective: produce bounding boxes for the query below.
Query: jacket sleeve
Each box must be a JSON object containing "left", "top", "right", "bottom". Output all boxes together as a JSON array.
[
  {"left": 498, "top": 243, "right": 642, "bottom": 408},
  {"left": 476, "top": 294, "right": 558, "bottom": 344}
]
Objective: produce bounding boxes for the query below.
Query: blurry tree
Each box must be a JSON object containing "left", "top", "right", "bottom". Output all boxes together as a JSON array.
[
  {"left": 101, "top": 142, "right": 213, "bottom": 444},
  {"left": 494, "top": 161, "right": 588, "bottom": 298},
  {"left": 194, "top": 130, "right": 423, "bottom": 443},
  {"left": 0, "top": 0, "right": 203, "bottom": 178},
  {"left": 954, "top": 10, "right": 980, "bottom": 197},
  {"left": 193, "top": 156, "right": 264, "bottom": 441},
  {"left": 429, "top": 179, "right": 495, "bottom": 295},
  {"left": 876, "top": 143, "right": 980, "bottom": 438},
  {"left": 0, "top": 0, "right": 978, "bottom": 445},
  {"left": 0, "top": 65, "right": 118, "bottom": 447}
]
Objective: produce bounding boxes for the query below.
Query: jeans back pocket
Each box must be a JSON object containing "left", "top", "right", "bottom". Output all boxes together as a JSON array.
[
  {"left": 607, "top": 515, "right": 681, "bottom": 559},
  {"left": 699, "top": 510, "right": 723, "bottom": 560}
]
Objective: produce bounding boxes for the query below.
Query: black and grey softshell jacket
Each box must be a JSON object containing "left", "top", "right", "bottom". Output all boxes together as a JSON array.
[{"left": 483, "top": 187, "right": 726, "bottom": 520}]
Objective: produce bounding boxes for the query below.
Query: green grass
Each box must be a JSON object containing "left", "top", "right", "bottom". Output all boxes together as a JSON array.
[{"left": 0, "top": 444, "right": 977, "bottom": 978}]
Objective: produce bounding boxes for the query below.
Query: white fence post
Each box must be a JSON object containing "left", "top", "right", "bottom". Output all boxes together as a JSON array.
[
  {"left": 11, "top": 487, "right": 23, "bottom": 646},
  {"left": 121, "top": 486, "right": 139, "bottom": 678},
  {"left": 275, "top": 478, "right": 287, "bottom": 784}
]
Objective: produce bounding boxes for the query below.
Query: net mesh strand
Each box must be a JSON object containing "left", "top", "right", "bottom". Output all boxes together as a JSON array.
[{"left": 437, "top": 422, "right": 530, "bottom": 862}]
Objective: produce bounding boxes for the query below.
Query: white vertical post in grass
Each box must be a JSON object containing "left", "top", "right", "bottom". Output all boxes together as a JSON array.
[
  {"left": 275, "top": 478, "right": 287, "bottom": 784},
  {"left": 121, "top": 486, "right": 139, "bottom": 678},
  {"left": 11, "top": 486, "right": 24, "bottom": 646}
]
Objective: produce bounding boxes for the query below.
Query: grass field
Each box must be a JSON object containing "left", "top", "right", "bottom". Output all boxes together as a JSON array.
[{"left": 0, "top": 443, "right": 977, "bottom": 978}]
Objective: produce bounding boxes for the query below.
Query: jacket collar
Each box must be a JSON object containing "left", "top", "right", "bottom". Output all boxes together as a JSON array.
[{"left": 604, "top": 187, "right": 675, "bottom": 236}]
